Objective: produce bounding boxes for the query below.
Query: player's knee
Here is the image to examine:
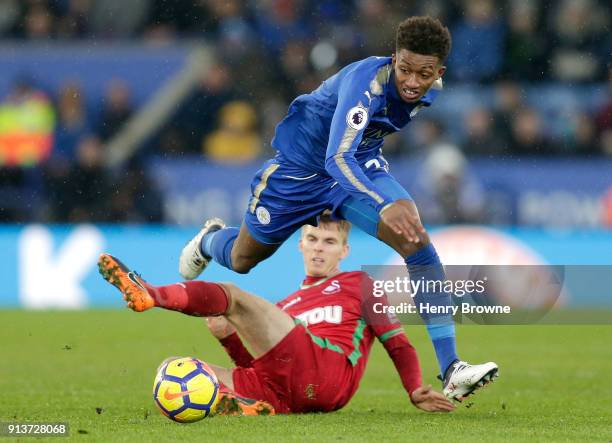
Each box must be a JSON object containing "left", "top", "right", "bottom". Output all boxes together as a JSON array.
[
  {"left": 217, "top": 281, "right": 239, "bottom": 298},
  {"left": 217, "top": 282, "right": 251, "bottom": 312}
]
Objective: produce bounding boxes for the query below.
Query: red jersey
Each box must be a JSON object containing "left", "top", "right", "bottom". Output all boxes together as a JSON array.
[
  {"left": 222, "top": 271, "right": 422, "bottom": 410},
  {"left": 278, "top": 271, "right": 401, "bottom": 368}
]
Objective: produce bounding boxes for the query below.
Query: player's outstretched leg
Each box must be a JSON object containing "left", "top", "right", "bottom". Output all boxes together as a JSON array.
[
  {"left": 99, "top": 253, "right": 231, "bottom": 316},
  {"left": 98, "top": 253, "right": 155, "bottom": 312},
  {"left": 441, "top": 361, "right": 499, "bottom": 402},
  {"left": 179, "top": 217, "right": 226, "bottom": 280}
]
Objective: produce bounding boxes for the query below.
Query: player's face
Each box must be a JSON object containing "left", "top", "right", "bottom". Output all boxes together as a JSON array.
[
  {"left": 299, "top": 225, "right": 349, "bottom": 277},
  {"left": 392, "top": 49, "right": 445, "bottom": 103}
]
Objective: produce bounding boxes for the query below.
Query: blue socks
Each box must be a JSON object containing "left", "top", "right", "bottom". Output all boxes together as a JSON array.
[
  {"left": 200, "top": 227, "right": 239, "bottom": 271},
  {"left": 405, "top": 244, "right": 459, "bottom": 376}
]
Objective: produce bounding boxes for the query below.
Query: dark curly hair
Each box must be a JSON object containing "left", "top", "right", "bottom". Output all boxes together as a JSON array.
[{"left": 396, "top": 16, "right": 451, "bottom": 62}]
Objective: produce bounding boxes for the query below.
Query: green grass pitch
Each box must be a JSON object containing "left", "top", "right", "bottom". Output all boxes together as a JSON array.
[{"left": 1, "top": 310, "right": 611, "bottom": 442}]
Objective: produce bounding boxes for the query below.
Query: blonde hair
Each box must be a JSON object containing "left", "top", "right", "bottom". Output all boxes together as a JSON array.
[{"left": 301, "top": 214, "right": 351, "bottom": 244}]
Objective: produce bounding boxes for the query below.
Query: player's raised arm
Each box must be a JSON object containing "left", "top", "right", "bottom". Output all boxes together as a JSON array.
[{"left": 324, "top": 67, "right": 393, "bottom": 213}]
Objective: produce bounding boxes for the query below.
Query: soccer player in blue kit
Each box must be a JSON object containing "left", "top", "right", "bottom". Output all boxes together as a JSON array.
[{"left": 180, "top": 16, "right": 498, "bottom": 401}]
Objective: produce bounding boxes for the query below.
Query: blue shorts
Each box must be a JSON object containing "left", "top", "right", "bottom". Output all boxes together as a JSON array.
[{"left": 244, "top": 156, "right": 412, "bottom": 244}]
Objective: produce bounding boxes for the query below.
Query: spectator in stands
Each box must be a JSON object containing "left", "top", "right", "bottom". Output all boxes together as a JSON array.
[
  {"left": 165, "top": 62, "right": 237, "bottom": 154},
  {"left": 22, "top": 1, "right": 54, "bottom": 40},
  {"left": 0, "top": 76, "right": 55, "bottom": 168},
  {"left": 89, "top": 0, "right": 150, "bottom": 39},
  {"left": 508, "top": 107, "right": 554, "bottom": 156},
  {"left": 277, "top": 39, "right": 318, "bottom": 100},
  {"left": 107, "top": 159, "right": 163, "bottom": 222},
  {"left": 54, "top": 82, "right": 91, "bottom": 161},
  {"left": 560, "top": 111, "right": 598, "bottom": 155},
  {"left": 493, "top": 81, "right": 526, "bottom": 143},
  {"left": 203, "top": 101, "right": 262, "bottom": 164},
  {"left": 208, "top": 0, "right": 256, "bottom": 63},
  {"left": 0, "top": 0, "right": 20, "bottom": 36},
  {"left": 447, "top": 0, "right": 505, "bottom": 82},
  {"left": 55, "top": 0, "right": 92, "bottom": 39},
  {"left": 97, "top": 79, "right": 133, "bottom": 142},
  {"left": 502, "top": 0, "right": 549, "bottom": 81},
  {"left": 355, "top": 0, "right": 398, "bottom": 55},
  {"left": 252, "top": 0, "right": 312, "bottom": 55},
  {"left": 548, "top": 0, "right": 609, "bottom": 82},
  {"left": 403, "top": 118, "right": 447, "bottom": 155},
  {"left": 144, "top": 0, "right": 206, "bottom": 39},
  {"left": 45, "top": 135, "right": 111, "bottom": 222},
  {"left": 413, "top": 143, "right": 487, "bottom": 224},
  {"left": 462, "top": 107, "right": 508, "bottom": 156}
]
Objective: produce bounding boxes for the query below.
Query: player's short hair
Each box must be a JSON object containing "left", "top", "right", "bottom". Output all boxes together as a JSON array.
[
  {"left": 301, "top": 214, "right": 351, "bottom": 245},
  {"left": 396, "top": 16, "right": 451, "bottom": 62}
]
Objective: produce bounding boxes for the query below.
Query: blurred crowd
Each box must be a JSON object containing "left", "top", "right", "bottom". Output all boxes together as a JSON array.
[{"left": 0, "top": 0, "right": 611, "bottom": 223}]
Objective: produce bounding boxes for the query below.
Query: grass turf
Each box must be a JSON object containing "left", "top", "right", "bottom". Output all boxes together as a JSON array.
[{"left": 1, "top": 310, "right": 611, "bottom": 442}]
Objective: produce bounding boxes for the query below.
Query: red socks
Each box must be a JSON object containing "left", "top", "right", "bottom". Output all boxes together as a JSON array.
[{"left": 145, "top": 281, "right": 230, "bottom": 317}]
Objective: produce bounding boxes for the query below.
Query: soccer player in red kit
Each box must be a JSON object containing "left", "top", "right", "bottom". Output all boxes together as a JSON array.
[{"left": 98, "top": 217, "right": 455, "bottom": 415}]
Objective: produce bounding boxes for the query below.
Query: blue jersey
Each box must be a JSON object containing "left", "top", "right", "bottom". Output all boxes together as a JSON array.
[{"left": 271, "top": 56, "right": 442, "bottom": 212}]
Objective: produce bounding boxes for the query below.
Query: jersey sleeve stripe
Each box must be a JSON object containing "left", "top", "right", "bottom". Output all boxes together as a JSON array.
[
  {"left": 347, "top": 318, "right": 368, "bottom": 366},
  {"left": 333, "top": 129, "right": 385, "bottom": 204},
  {"left": 377, "top": 327, "right": 405, "bottom": 343},
  {"left": 249, "top": 162, "right": 280, "bottom": 213}
]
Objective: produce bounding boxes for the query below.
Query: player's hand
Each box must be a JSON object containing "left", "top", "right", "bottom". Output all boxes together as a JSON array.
[
  {"left": 206, "top": 316, "right": 236, "bottom": 340},
  {"left": 410, "top": 385, "right": 456, "bottom": 412},
  {"left": 380, "top": 201, "right": 425, "bottom": 243}
]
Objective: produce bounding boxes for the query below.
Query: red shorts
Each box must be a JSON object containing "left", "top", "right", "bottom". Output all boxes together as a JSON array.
[{"left": 232, "top": 324, "right": 356, "bottom": 414}]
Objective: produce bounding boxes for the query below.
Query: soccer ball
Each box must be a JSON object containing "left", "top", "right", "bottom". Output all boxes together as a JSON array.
[{"left": 153, "top": 357, "right": 220, "bottom": 422}]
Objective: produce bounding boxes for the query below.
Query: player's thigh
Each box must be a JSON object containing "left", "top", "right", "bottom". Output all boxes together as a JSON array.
[
  {"left": 338, "top": 171, "right": 415, "bottom": 237},
  {"left": 219, "top": 283, "right": 296, "bottom": 357},
  {"left": 244, "top": 159, "right": 331, "bottom": 245}
]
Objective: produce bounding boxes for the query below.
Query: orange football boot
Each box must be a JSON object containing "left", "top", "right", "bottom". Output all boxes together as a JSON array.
[
  {"left": 214, "top": 391, "right": 275, "bottom": 416},
  {"left": 98, "top": 253, "right": 155, "bottom": 312}
]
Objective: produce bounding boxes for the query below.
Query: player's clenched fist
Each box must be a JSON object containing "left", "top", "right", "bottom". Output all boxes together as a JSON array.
[{"left": 379, "top": 201, "right": 426, "bottom": 243}]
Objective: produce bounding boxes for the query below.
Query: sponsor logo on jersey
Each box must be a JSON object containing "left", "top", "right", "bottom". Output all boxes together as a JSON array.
[
  {"left": 346, "top": 106, "right": 368, "bottom": 130},
  {"left": 256, "top": 206, "right": 271, "bottom": 225},
  {"left": 322, "top": 280, "right": 341, "bottom": 295},
  {"left": 296, "top": 305, "right": 342, "bottom": 325}
]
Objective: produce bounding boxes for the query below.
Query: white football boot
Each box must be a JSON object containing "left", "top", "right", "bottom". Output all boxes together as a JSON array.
[
  {"left": 179, "top": 217, "right": 226, "bottom": 280},
  {"left": 442, "top": 360, "right": 499, "bottom": 401}
]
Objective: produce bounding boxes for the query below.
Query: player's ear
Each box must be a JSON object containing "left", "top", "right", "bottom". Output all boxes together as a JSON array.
[
  {"left": 298, "top": 238, "right": 304, "bottom": 253},
  {"left": 341, "top": 244, "right": 350, "bottom": 259},
  {"left": 437, "top": 65, "right": 446, "bottom": 79},
  {"left": 391, "top": 53, "right": 396, "bottom": 66}
]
